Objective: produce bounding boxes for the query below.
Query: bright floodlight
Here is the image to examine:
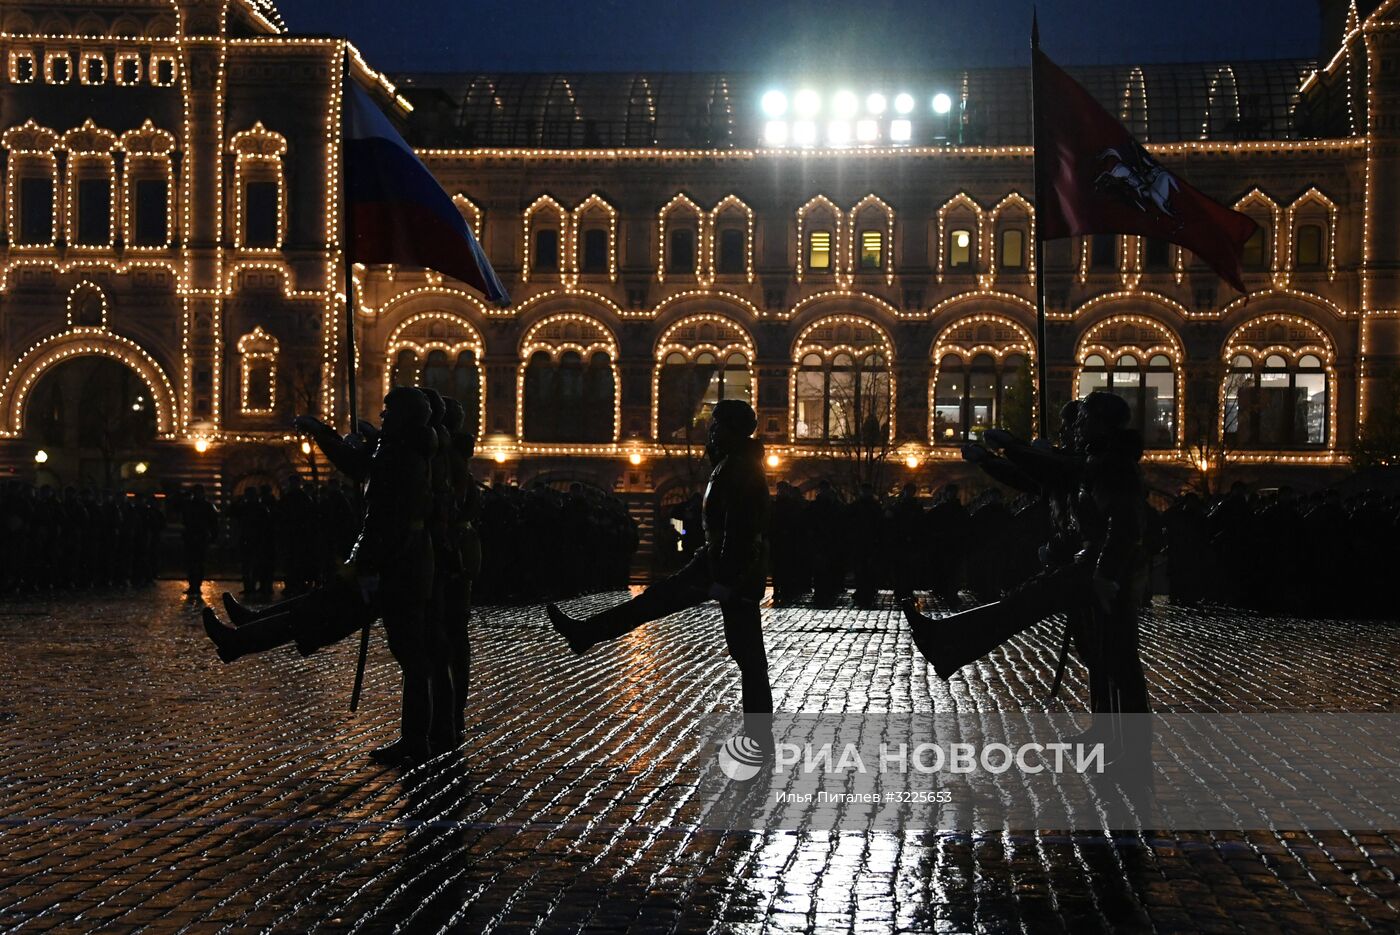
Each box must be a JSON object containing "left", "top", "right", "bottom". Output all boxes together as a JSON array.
[
  {"left": 33, "top": 449, "right": 47, "bottom": 464},
  {"left": 832, "top": 90, "right": 858, "bottom": 118},
  {"left": 890, "top": 119, "right": 912, "bottom": 142},
  {"left": 856, "top": 119, "right": 879, "bottom": 142},
  {"left": 932, "top": 92, "right": 953, "bottom": 115},
  {"left": 764, "top": 120, "right": 789, "bottom": 146},
  {"left": 828, "top": 120, "right": 851, "bottom": 145},
  {"left": 894, "top": 92, "right": 915, "bottom": 114},
  {"left": 866, "top": 92, "right": 887, "bottom": 114},
  {"left": 794, "top": 89, "right": 821, "bottom": 117},
  {"left": 761, "top": 90, "right": 787, "bottom": 118},
  {"left": 792, "top": 120, "right": 817, "bottom": 146}
]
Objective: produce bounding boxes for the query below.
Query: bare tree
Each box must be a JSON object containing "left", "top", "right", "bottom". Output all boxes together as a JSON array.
[
  {"left": 822, "top": 361, "right": 895, "bottom": 496},
  {"left": 1353, "top": 366, "right": 1400, "bottom": 470},
  {"left": 1181, "top": 372, "right": 1248, "bottom": 496}
]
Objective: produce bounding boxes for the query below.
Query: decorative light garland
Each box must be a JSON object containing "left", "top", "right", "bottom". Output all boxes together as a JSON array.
[{"left": 236, "top": 327, "right": 279, "bottom": 415}]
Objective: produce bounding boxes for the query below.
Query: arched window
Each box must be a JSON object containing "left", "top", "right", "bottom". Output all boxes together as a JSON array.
[
  {"left": 237, "top": 327, "right": 279, "bottom": 416},
  {"left": 3, "top": 120, "right": 59, "bottom": 247},
  {"left": 570, "top": 194, "right": 616, "bottom": 282},
  {"left": 121, "top": 121, "right": 175, "bottom": 250},
  {"left": 1223, "top": 316, "right": 1333, "bottom": 449},
  {"left": 523, "top": 195, "right": 567, "bottom": 281},
  {"left": 654, "top": 315, "right": 755, "bottom": 442},
  {"left": 658, "top": 193, "right": 704, "bottom": 283},
  {"left": 934, "top": 353, "right": 1030, "bottom": 443},
  {"left": 1287, "top": 189, "right": 1335, "bottom": 277},
  {"left": 523, "top": 350, "right": 615, "bottom": 443},
  {"left": 63, "top": 122, "right": 117, "bottom": 249},
  {"left": 930, "top": 313, "right": 1036, "bottom": 444},
  {"left": 710, "top": 195, "right": 754, "bottom": 281},
  {"left": 229, "top": 123, "right": 286, "bottom": 250},
  {"left": 796, "top": 194, "right": 842, "bottom": 282},
  {"left": 385, "top": 312, "right": 486, "bottom": 436},
  {"left": 947, "top": 228, "right": 972, "bottom": 269},
  {"left": 656, "top": 351, "right": 751, "bottom": 442},
  {"left": 794, "top": 351, "right": 890, "bottom": 443},
  {"left": 1077, "top": 352, "right": 1176, "bottom": 448},
  {"left": 1224, "top": 353, "right": 1327, "bottom": 448},
  {"left": 1075, "top": 316, "right": 1182, "bottom": 448},
  {"left": 519, "top": 315, "right": 617, "bottom": 443},
  {"left": 936, "top": 194, "right": 982, "bottom": 279}
]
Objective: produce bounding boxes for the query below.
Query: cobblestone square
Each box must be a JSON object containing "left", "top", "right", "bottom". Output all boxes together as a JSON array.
[{"left": 0, "top": 583, "right": 1397, "bottom": 933}]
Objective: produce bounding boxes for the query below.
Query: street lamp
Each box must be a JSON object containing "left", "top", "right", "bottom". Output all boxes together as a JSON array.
[{"left": 33, "top": 449, "right": 48, "bottom": 464}]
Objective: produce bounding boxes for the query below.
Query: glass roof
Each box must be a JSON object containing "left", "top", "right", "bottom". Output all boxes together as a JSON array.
[{"left": 395, "top": 59, "right": 1320, "bottom": 149}]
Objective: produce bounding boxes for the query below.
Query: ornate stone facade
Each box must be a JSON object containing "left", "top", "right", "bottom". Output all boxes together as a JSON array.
[{"left": 2, "top": 0, "right": 1398, "bottom": 533}]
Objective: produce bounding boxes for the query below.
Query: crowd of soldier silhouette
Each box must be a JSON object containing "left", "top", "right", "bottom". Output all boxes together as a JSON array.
[
  {"left": 9, "top": 459, "right": 1400, "bottom": 622},
  {"left": 0, "top": 474, "right": 638, "bottom": 605}
]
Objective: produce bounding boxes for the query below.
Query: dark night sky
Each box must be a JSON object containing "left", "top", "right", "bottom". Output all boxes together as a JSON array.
[{"left": 282, "top": 1, "right": 1323, "bottom": 73}]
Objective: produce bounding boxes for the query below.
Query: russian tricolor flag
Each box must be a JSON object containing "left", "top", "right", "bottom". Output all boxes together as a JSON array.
[{"left": 344, "top": 81, "right": 510, "bottom": 306}]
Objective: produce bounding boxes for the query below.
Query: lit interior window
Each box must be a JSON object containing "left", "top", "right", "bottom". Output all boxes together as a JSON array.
[
  {"left": 889, "top": 119, "right": 912, "bottom": 143},
  {"left": 860, "top": 230, "right": 883, "bottom": 269},
  {"left": 808, "top": 231, "right": 831, "bottom": 270},
  {"left": 949, "top": 229, "right": 972, "bottom": 268}
]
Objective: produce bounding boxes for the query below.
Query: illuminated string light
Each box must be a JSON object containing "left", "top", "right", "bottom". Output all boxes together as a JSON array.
[{"left": 237, "top": 327, "right": 279, "bottom": 415}]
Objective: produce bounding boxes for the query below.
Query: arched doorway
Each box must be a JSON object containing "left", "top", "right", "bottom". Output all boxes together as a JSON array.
[{"left": 24, "top": 356, "right": 158, "bottom": 488}]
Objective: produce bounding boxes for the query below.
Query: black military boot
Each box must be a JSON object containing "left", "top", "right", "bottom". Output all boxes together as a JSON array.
[
  {"left": 900, "top": 598, "right": 1037, "bottom": 680},
  {"left": 221, "top": 591, "right": 257, "bottom": 626},
  {"left": 546, "top": 603, "right": 594, "bottom": 655},
  {"left": 202, "top": 607, "right": 295, "bottom": 663}
]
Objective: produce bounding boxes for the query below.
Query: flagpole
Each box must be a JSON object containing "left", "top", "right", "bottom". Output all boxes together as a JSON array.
[
  {"left": 1030, "top": 11, "right": 1049, "bottom": 440},
  {"left": 341, "top": 44, "right": 360, "bottom": 437},
  {"left": 343, "top": 43, "right": 370, "bottom": 716}
]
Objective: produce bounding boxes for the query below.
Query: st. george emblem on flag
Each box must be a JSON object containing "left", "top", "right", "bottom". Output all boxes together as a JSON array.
[
  {"left": 343, "top": 80, "right": 510, "bottom": 306},
  {"left": 1032, "top": 45, "right": 1259, "bottom": 293}
]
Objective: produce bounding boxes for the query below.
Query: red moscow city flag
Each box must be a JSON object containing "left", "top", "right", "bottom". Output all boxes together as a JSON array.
[{"left": 1033, "top": 48, "right": 1258, "bottom": 293}]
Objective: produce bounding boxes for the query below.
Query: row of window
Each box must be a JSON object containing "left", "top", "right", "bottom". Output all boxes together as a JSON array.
[
  {"left": 8, "top": 49, "right": 177, "bottom": 87},
  {"left": 524, "top": 223, "right": 1329, "bottom": 277},
  {"left": 6, "top": 172, "right": 280, "bottom": 249},
  {"left": 374, "top": 345, "right": 1329, "bottom": 450}
]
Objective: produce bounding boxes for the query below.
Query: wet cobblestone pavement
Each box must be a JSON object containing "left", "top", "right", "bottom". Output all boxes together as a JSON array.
[{"left": 0, "top": 582, "right": 1397, "bottom": 933}]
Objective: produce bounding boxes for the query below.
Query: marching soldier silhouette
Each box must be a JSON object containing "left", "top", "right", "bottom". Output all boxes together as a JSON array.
[
  {"left": 202, "top": 387, "right": 441, "bottom": 766},
  {"left": 546, "top": 399, "right": 773, "bottom": 715},
  {"left": 903, "top": 392, "right": 1151, "bottom": 764}
]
